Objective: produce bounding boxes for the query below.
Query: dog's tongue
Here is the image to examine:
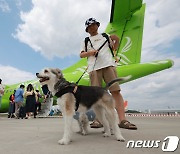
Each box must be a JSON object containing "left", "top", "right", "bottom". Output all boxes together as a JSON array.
[{"left": 39, "top": 77, "right": 49, "bottom": 82}]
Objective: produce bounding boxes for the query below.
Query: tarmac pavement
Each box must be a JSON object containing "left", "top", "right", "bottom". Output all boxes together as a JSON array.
[{"left": 0, "top": 115, "right": 179, "bottom": 154}]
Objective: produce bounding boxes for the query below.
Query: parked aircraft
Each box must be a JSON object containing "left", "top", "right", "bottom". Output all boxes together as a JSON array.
[{"left": 0, "top": 0, "right": 173, "bottom": 112}]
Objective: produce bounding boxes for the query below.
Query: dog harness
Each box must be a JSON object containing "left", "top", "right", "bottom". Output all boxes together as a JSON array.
[{"left": 55, "top": 85, "right": 80, "bottom": 111}]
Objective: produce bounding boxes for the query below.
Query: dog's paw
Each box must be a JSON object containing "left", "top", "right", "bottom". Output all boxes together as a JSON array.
[
  {"left": 110, "top": 128, "right": 114, "bottom": 135},
  {"left": 103, "top": 132, "right": 110, "bottom": 137},
  {"left": 81, "top": 131, "right": 88, "bottom": 136},
  {"left": 116, "top": 136, "right": 125, "bottom": 142},
  {"left": 58, "top": 138, "right": 70, "bottom": 145}
]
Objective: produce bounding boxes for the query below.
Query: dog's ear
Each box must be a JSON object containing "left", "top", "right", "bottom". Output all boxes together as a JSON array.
[
  {"left": 56, "top": 68, "right": 63, "bottom": 79},
  {"left": 51, "top": 68, "right": 63, "bottom": 79}
]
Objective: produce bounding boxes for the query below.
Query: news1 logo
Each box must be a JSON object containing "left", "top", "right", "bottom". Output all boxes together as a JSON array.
[
  {"left": 126, "top": 136, "right": 179, "bottom": 152},
  {"left": 162, "top": 136, "right": 179, "bottom": 152}
]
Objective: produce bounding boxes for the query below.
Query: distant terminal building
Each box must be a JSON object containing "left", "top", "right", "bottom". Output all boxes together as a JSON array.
[{"left": 148, "top": 109, "right": 180, "bottom": 115}]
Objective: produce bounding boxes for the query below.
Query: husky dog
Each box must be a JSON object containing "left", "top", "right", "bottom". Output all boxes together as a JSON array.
[{"left": 36, "top": 68, "right": 128, "bottom": 145}]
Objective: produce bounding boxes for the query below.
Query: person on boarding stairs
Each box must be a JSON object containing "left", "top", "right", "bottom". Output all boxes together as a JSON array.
[{"left": 79, "top": 17, "right": 137, "bottom": 130}]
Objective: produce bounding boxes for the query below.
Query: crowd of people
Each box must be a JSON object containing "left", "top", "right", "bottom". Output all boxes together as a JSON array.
[
  {"left": 8, "top": 84, "right": 43, "bottom": 119},
  {"left": 0, "top": 78, "right": 50, "bottom": 119}
]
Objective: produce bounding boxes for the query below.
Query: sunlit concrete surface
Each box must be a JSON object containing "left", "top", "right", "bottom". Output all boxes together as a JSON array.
[{"left": 0, "top": 116, "right": 179, "bottom": 154}]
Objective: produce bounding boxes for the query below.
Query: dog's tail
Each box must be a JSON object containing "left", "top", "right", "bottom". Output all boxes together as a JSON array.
[{"left": 105, "top": 75, "right": 132, "bottom": 90}]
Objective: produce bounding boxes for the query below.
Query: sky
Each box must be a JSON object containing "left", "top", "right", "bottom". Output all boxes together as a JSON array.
[{"left": 0, "top": 0, "right": 180, "bottom": 111}]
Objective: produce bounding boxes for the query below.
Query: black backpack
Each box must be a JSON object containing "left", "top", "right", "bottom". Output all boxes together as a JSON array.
[{"left": 84, "top": 33, "right": 114, "bottom": 57}]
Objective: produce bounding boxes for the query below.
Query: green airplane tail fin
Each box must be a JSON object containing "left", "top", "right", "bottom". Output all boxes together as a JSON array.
[{"left": 106, "top": 0, "right": 145, "bottom": 65}]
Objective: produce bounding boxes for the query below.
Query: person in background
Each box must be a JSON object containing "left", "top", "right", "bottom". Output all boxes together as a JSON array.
[
  {"left": 40, "top": 84, "right": 53, "bottom": 117},
  {"left": 0, "top": 78, "right": 5, "bottom": 110},
  {"left": 34, "top": 90, "right": 42, "bottom": 116},
  {"left": 41, "top": 84, "right": 49, "bottom": 102},
  {"left": 24, "top": 84, "right": 36, "bottom": 119},
  {"left": 8, "top": 90, "right": 16, "bottom": 118},
  {"left": 14, "top": 84, "right": 25, "bottom": 118}
]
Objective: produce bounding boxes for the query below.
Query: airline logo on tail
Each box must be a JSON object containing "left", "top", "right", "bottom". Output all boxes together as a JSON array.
[
  {"left": 118, "top": 37, "right": 132, "bottom": 65},
  {"left": 121, "top": 37, "right": 132, "bottom": 53}
]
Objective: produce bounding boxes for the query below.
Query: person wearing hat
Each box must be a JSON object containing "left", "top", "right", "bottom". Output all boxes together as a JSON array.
[
  {"left": 0, "top": 78, "right": 5, "bottom": 109},
  {"left": 79, "top": 18, "right": 137, "bottom": 130}
]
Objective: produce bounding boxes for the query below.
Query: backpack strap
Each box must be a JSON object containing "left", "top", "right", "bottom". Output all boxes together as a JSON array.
[
  {"left": 102, "top": 33, "right": 114, "bottom": 57},
  {"left": 84, "top": 33, "right": 115, "bottom": 57},
  {"left": 84, "top": 37, "right": 94, "bottom": 52}
]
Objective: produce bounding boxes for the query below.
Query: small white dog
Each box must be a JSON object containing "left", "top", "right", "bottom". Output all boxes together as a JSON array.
[{"left": 36, "top": 68, "right": 126, "bottom": 145}]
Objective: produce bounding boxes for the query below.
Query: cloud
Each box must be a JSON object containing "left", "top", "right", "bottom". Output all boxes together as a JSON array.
[
  {"left": 0, "top": 65, "right": 35, "bottom": 85},
  {"left": 121, "top": 57, "right": 180, "bottom": 110},
  {"left": 5, "top": 0, "right": 180, "bottom": 110},
  {"left": 15, "top": 0, "right": 22, "bottom": 8},
  {"left": 13, "top": 0, "right": 180, "bottom": 61},
  {"left": 120, "top": 0, "right": 180, "bottom": 110},
  {"left": 0, "top": 0, "right": 11, "bottom": 13},
  {"left": 142, "top": 0, "right": 180, "bottom": 62},
  {"left": 13, "top": 0, "right": 111, "bottom": 59},
  {"left": 122, "top": 56, "right": 180, "bottom": 110}
]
